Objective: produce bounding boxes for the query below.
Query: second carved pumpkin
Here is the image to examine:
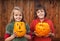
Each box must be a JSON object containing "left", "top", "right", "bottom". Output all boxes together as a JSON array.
[{"left": 35, "top": 22, "right": 50, "bottom": 37}]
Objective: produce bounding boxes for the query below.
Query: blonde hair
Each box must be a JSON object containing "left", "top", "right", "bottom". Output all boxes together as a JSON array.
[{"left": 9, "top": 6, "right": 24, "bottom": 23}]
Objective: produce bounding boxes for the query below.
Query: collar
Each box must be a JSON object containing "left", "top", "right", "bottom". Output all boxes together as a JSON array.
[{"left": 36, "top": 17, "right": 47, "bottom": 22}]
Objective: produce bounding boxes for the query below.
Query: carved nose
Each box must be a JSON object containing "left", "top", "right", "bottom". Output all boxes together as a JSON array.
[
  {"left": 17, "top": 23, "right": 21, "bottom": 29},
  {"left": 19, "top": 26, "right": 21, "bottom": 29}
]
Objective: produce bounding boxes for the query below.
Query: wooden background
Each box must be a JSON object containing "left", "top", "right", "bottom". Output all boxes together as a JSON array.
[{"left": 0, "top": 0, "right": 60, "bottom": 41}]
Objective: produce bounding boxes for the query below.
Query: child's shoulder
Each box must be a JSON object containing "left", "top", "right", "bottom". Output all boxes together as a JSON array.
[
  {"left": 45, "top": 18, "right": 52, "bottom": 22},
  {"left": 32, "top": 19, "right": 38, "bottom": 22},
  {"left": 8, "top": 22, "right": 14, "bottom": 25},
  {"left": 32, "top": 19, "right": 40, "bottom": 23},
  {"left": 6, "top": 22, "right": 14, "bottom": 28},
  {"left": 45, "top": 18, "right": 53, "bottom": 24}
]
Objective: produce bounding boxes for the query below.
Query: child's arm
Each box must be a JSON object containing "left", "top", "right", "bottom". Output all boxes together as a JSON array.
[
  {"left": 24, "top": 23, "right": 31, "bottom": 39},
  {"left": 49, "top": 21, "right": 55, "bottom": 37},
  {"left": 4, "top": 23, "right": 16, "bottom": 41},
  {"left": 45, "top": 20, "right": 55, "bottom": 37},
  {"left": 5, "top": 34, "right": 15, "bottom": 41},
  {"left": 24, "top": 34, "right": 31, "bottom": 39},
  {"left": 30, "top": 20, "right": 36, "bottom": 38}
]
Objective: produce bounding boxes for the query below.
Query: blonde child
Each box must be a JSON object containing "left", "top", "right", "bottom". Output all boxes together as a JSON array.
[{"left": 4, "top": 6, "right": 31, "bottom": 41}]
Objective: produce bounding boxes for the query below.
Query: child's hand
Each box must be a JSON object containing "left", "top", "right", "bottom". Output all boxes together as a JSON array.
[
  {"left": 5, "top": 34, "right": 16, "bottom": 41},
  {"left": 34, "top": 31, "right": 38, "bottom": 36},
  {"left": 34, "top": 31, "right": 41, "bottom": 37},
  {"left": 24, "top": 34, "right": 31, "bottom": 39},
  {"left": 45, "top": 32, "right": 55, "bottom": 37},
  {"left": 10, "top": 34, "right": 16, "bottom": 39},
  {"left": 12, "top": 32, "right": 18, "bottom": 37},
  {"left": 44, "top": 32, "right": 51, "bottom": 37}
]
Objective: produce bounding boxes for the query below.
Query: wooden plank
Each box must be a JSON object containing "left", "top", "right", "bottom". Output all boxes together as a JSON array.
[
  {"left": 1, "top": 0, "right": 8, "bottom": 37},
  {"left": 29, "top": 1, "right": 34, "bottom": 24},
  {"left": 0, "top": 1, "right": 2, "bottom": 37},
  {"left": 7, "top": 0, "right": 14, "bottom": 22},
  {"left": 23, "top": 0, "right": 30, "bottom": 24}
]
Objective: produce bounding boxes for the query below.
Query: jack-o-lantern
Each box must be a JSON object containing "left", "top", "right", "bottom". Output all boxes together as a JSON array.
[
  {"left": 13, "top": 22, "right": 26, "bottom": 37},
  {"left": 35, "top": 22, "right": 50, "bottom": 37}
]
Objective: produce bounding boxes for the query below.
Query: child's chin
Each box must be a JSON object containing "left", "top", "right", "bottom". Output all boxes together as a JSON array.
[
  {"left": 39, "top": 17, "right": 44, "bottom": 19},
  {"left": 16, "top": 20, "right": 21, "bottom": 22}
]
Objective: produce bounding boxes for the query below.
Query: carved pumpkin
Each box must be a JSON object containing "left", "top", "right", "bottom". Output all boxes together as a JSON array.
[
  {"left": 35, "top": 22, "right": 50, "bottom": 37},
  {"left": 13, "top": 22, "right": 26, "bottom": 37}
]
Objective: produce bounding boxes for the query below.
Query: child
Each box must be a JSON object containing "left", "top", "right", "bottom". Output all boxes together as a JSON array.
[
  {"left": 4, "top": 6, "right": 31, "bottom": 41},
  {"left": 30, "top": 5, "right": 55, "bottom": 41}
]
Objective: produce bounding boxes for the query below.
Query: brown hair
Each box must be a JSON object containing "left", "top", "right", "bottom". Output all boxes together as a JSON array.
[{"left": 34, "top": 5, "right": 47, "bottom": 19}]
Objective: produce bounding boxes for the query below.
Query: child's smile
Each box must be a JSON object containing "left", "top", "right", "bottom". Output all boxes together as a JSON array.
[
  {"left": 36, "top": 9, "right": 45, "bottom": 19},
  {"left": 14, "top": 10, "right": 22, "bottom": 22}
]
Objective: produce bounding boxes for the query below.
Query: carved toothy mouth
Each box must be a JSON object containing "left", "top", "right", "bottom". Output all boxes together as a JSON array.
[{"left": 17, "top": 31, "right": 23, "bottom": 33}]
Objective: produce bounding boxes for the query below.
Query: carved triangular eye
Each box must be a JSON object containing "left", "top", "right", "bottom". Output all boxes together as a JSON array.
[
  {"left": 21, "top": 23, "right": 22, "bottom": 26},
  {"left": 17, "top": 23, "right": 21, "bottom": 29},
  {"left": 39, "top": 24, "right": 43, "bottom": 26},
  {"left": 17, "top": 23, "right": 18, "bottom": 26}
]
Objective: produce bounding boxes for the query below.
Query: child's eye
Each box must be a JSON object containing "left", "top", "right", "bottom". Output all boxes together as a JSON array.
[
  {"left": 15, "top": 14, "right": 18, "bottom": 16},
  {"left": 41, "top": 10, "right": 44, "bottom": 12},
  {"left": 37, "top": 12, "right": 40, "bottom": 13},
  {"left": 19, "top": 13, "right": 22, "bottom": 16},
  {"left": 19, "top": 14, "right": 22, "bottom": 16},
  {"left": 41, "top": 11, "right": 43, "bottom": 12}
]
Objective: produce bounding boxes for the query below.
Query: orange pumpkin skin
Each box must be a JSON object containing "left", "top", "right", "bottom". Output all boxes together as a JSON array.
[
  {"left": 13, "top": 22, "right": 26, "bottom": 37},
  {"left": 35, "top": 22, "right": 50, "bottom": 37}
]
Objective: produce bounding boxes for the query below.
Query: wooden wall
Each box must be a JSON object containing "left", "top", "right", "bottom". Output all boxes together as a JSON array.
[{"left": 0, "top": 0, "right": 60, "bottom": 41}]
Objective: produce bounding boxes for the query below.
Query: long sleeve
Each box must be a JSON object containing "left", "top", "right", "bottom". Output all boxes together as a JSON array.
[
  {"left": 4, "top": 22, "right": 14, "bottom": 39},
  {"left": 30, "top": 20, "right": 35, "bottom": 32},
  {"left": 26, "top": 23, "right": 30, "bottom": 34},
  {"left": 49, "top": 20, "right": 55, "bottom": 34}
]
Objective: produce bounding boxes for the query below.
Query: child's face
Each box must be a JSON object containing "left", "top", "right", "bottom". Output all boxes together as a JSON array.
[
  {"left": 13, "top": 10, "right": 22, "bottom": 22},
  {"left": 36, "top": 9, "right": 45, "bottom": 19}
]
